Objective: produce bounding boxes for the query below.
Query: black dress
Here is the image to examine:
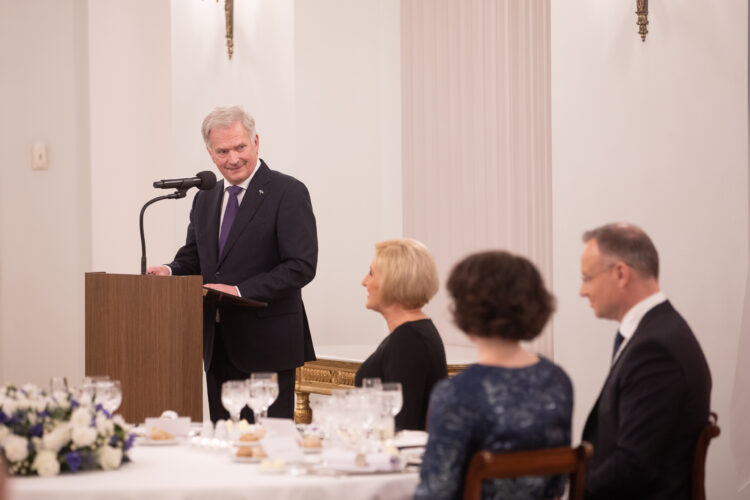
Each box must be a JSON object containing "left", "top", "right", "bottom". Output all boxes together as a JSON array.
[{"left": 354, "top": 319, "right": 448, "bottom": 430}]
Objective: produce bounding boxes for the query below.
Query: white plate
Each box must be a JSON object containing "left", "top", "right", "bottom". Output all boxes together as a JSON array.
[
  {"left": 320, "top": 464, "right": 404, "bottom": 475},
  {"left": 137, "top": 438, "right": 180, "bottom": 446},
  {"left": 231, "top": 455, "right": 263, "bottom": 463},
  {"left": 392, "top": 430, "right": 428, "bottom": 449}
]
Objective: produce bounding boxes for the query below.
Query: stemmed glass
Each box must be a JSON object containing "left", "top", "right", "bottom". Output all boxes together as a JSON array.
[
  {"left": 95, "top": 380, "right": 122, "bottom": 414},
  {"left": 379, "top": 382, "right": 403, "bottom": 417},
  {"left": 79, "top": 375, "right": 109, "bottom": 407},
  {"left": 49, "top": 376, "right": 69, "bottom": 402},
  {"left": 362, "top": 377, "right": 382, "bottom": 390},
  {"left": 248, "top": 372, "right": 278, "bottom": 423},
  {"left": 221, "top": 380, "right": 248, "bottom": 428}
]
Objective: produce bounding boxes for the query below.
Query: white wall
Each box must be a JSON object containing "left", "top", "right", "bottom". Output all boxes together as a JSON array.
[
  {"left": 89, "top": 0, "right": 173, "bottom": 274},
  {"left": 0, "top": 0, "right": 90, "bottom": 387},
  {"left": 294, "top": 0, "right": 402, "bottom": 347},
  {"left": 551, "top": 2, "right": 748, "bottom": 498}
]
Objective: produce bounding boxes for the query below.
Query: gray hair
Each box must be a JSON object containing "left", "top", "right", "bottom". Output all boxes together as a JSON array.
[
  {"left": 201, "top": 106, "right": 256, "bottom": 148},
  {"left": 582, "top": 223, "right": 659, "bottom": 279}
]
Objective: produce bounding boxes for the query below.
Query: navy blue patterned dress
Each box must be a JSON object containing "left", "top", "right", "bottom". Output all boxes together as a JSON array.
[{"left": 414, "top": 358, "right": 573, "bottom": 500}]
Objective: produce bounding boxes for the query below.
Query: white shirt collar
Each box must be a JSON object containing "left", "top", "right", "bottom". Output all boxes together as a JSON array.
[
  {"left": 612, "top": 291, "right": 667, "bottom": 363},
  {"left": 224, "top": 158, "right": 261, "bottom": 192},
  {"left": 619, "top": 291, "right": 667, "bottom": 340}
]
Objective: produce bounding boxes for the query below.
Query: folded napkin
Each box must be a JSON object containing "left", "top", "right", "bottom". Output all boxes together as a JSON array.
[{"left": 322, "top": 448, "right": 402, "bottom": 471}]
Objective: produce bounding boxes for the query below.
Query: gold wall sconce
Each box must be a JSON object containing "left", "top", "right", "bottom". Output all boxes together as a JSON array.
[
  {"left": 217, "top": 0, "right": 234, "bottom": 59},
  {"left": 636, "top": 0, "right": 648, "bottom": 42}
]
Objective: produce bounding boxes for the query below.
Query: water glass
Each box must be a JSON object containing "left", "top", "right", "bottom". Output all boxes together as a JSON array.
[
  {"left": 249, "top": 372, "right": 278, "bottom": 422},
  {"left": 49, "top": 376, "right": 68, "bottom": 401},
  {"left": 79, "top": 375, "right": 109, "bottom": 406},
  {"left": 221, "top": 380, "right": 248, "bottom": 426},
  {"left": 95, "top": 380, "right": 122, "bottom": 414},
  {"left": 379, "top": 382, "right": 403, "bottom": 417},
  {"left": 362, "top": 377, "right": 382, "bottom": 390}
]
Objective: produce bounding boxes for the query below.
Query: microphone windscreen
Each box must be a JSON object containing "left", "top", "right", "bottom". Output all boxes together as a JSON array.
[{"left": 196, "top": 171, "right": 217, "bottom": 190}]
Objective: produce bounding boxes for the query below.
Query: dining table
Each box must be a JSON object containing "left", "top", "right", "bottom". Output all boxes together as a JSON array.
[{"left": 7, "top": 441, "right": 420, "bottom": 500}]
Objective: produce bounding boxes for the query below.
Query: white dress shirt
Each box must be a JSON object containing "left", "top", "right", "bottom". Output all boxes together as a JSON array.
[{"left": 613, "top": 291, "right": 667, "bottom": 363}]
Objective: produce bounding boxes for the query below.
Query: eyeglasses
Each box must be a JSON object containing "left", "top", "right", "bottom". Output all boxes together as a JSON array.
[{"left": 581, "top": 264, "right": 615, "bottom": 284}]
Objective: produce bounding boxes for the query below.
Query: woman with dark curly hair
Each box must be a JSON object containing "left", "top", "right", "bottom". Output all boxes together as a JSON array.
[{"left": 415, "top": 251, "right": 573, "bottom": 500}]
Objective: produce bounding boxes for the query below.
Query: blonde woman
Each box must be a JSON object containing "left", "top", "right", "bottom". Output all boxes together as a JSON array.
[{"left": 356, "top": 238, "right": 448, "bottom": 431}]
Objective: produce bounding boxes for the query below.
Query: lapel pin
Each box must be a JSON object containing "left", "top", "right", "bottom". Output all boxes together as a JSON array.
[{"left": 258, "top": 189, "right": 264, "bottom": 195}]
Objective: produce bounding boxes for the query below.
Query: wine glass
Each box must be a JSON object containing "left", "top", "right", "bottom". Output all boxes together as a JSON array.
[
  {"left": 49, "top": 376, "right": 68, "bottom": 402},
  {"left": 362, "top": 377, "right": 382, "bottom": 390},
  {"left": 221, "top": 380, "right": 248, "bottom": 429},
  {"left": 250, "top": 372, "right": 278, "bottom": 422},
  {"left": 246, "top": 378, "right": 265, "bottom": 424},
  {"left": 79, "top": 375, "right": 109, "bottom": 407},
  {"left": 95, "top": 380, "right": 122, "bottom": 414},
  {"left": 379, "top": 382, "right": 403, "bottom": 417}
]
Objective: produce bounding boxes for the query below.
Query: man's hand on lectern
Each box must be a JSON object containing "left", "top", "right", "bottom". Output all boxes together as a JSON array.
[{"left": 146, "top": 265, "right": 170, "bottom": 276}]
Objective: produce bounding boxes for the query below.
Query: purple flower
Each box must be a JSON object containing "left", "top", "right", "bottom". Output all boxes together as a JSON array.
[
  {"left": 0, "top": 410, "right": 7, "bottom": 424},
  {"left": 109, "top": 436, "right": 118, "bottom": 446},
  {"left": 65, "top": 451, "right": 82, "bottom": 472},
  {"left": 124, "top": 433, "right": 135, "bottom": 451},
  {"left": 70, "top": 399, "right": 80, "bottom": 408},
  {"left": 29, "top": 423, "right": 43, "bottom": 437},
  {"left": 94, "top": 404, "right": 111, "bottom": 419}
]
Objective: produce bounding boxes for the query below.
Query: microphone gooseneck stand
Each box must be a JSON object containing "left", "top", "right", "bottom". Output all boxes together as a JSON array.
[{"left": 139, "top": 189, "right": 188, "bottom": 275}]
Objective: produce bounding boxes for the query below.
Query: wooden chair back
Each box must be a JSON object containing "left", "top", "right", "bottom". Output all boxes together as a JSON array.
[
  {"left": 463, "top": 442, "right": 593, "bottom": 500},
  {"left": 692, "top": 411, "right": 720, "bottom": 500}
]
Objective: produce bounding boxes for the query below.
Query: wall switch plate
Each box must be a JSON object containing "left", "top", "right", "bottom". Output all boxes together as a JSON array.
[{"left": 32, "top": 142, "right": 48, "bottom": 170}]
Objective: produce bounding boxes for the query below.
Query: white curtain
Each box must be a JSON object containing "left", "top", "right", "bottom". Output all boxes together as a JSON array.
[{"left": 401, "top": 0, "right": 553, "bottom": 356}]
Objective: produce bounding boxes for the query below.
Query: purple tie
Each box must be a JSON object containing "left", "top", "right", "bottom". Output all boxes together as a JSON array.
[{"left": 218, "top": 185, "right": 242, "bottom": 255}]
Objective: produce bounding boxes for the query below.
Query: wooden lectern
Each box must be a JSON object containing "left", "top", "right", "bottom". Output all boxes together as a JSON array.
[
  {"left": 85, "top": 273, "right": 266, "bottom": 424},
  {"left": 85, "top": 273, "right": 203, "bottom": 423}
]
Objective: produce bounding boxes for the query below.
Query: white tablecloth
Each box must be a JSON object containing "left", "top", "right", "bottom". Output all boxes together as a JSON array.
[{"left": 8, "top": 444, "right": 419, "bottom": 500}]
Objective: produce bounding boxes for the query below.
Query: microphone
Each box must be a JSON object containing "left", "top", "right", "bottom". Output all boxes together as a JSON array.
[
  {"left": 140, "top": 171, "right": 217, "bottom": 274},
  {"left": 153, "top": 171, "right": 217, "bottom": 191}
]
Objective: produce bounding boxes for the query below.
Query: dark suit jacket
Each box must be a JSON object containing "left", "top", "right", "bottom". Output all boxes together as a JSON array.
[
  {"left": 168, "top": 160, "right": 317, "bottom": 373},
  {"left": 582, "top": 300, "right": 711, "bottom": 500}
]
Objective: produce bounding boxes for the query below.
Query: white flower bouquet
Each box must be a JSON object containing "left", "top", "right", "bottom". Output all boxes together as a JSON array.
[{"left": 0, "top": 384, "right": 134, "bottom": 476}]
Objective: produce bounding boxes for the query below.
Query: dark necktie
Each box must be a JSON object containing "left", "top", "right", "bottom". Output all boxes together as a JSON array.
[
  {"left": 612, "top": 331, "right": 625, "bottom": 361},
  {"left": 218, "top": 185, "right": 242, "bottom": 256}
]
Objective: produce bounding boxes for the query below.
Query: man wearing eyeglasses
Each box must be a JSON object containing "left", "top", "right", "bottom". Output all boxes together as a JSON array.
[{"left": 579, "top": 223, "right": 711, "bottom": 499}]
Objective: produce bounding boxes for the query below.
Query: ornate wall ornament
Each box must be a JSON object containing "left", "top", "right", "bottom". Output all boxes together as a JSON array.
[
  {"left": 216, "top": 0, "right": 234, "bottom": 59},
  {"left": 636, "top": 0, "right": 649, "bottom": 42}
]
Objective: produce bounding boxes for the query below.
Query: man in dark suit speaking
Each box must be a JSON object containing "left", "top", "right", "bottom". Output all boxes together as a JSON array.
[
  {"left": 579, "top": 223, "right": 711, "bottom": 499},
  {"left": 148, "top": 106, "right": 317, "bottom": 422}
]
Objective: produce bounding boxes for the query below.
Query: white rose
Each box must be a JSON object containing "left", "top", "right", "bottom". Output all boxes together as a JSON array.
[
  {"left": 21, "top": 383, "right": 40, "bottom": 395},
  {"left": 112, "top": 414, "right": 126, "bottom": 427},
  {"left": 71, "top": 407, "right": 92, "bottom": 428},
  {"left": 71, "top": 426, "right": 97, "bottom": 448},
  {"left": 95, "top": 414, "right": 114, "bottom": 435},
  {"left": 32, "top": 449, "right": 60, "bottom": 477},
  {"left": 42, "top": 424, "right": 71, "bottom": 452},
  {"left": 3, "top": 434, "right": 30, "bottom": 462},
  {"left": 97, "top": 445, "right": 122, "bottom": 471},
  {"left": 31, "top": 398, "right": 47, "bottom": 412},
  {"left": 55, "top": 398, "right": 71, "bottom": 410},
  {"left": 2, "top": 398, "right": 18, "bottom": 415},
  {"left": 0, "top": 425, "right": 9, "bottom": 442}
]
